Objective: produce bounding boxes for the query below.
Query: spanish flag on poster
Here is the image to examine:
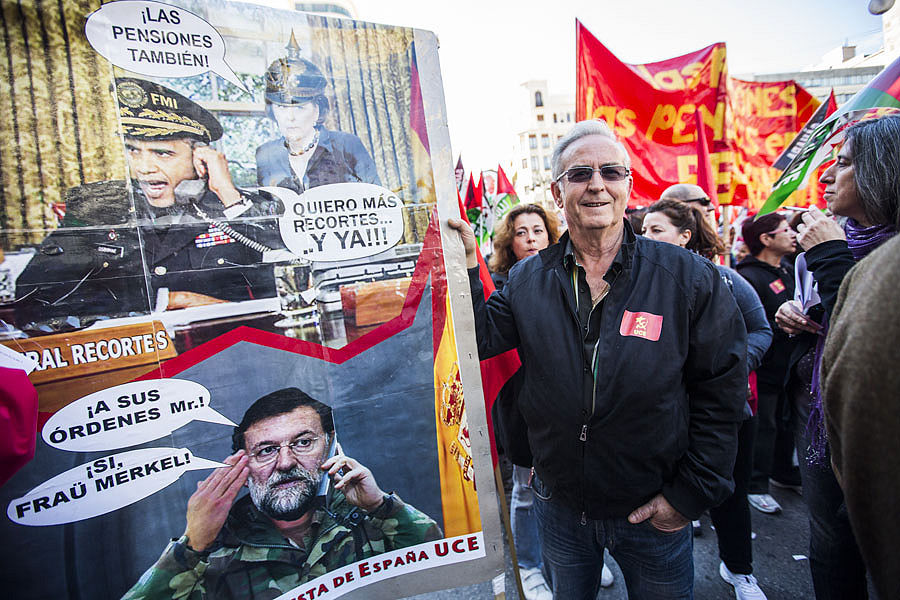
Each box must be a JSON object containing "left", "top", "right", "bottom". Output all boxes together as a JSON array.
[
  {"left": 434, "top": 292, "right": 482, "bottom": 536},
  {"left": 412, "top": 38, "right": 481, "bottom": 537}
]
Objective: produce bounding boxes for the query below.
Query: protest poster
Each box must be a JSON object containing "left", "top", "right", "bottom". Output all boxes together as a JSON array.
[
  {"left": 0, "top": 1, "right": 503, "bottom": 598},
  {"left": 576, "top": 20, "right": 821, "bottom": 209}
]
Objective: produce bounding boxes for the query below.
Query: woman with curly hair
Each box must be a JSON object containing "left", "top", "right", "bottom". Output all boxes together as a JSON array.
[
  {"left": 643, "top": 198, "right": 773, "bottom": 600},
  {"left": 488, "top": 204, "right": 560, "bottom": 287}
]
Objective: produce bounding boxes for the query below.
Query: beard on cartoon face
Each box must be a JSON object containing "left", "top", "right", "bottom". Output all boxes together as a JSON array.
[{"left": 247, "top": 463, "right": 324, "bottom": 521}]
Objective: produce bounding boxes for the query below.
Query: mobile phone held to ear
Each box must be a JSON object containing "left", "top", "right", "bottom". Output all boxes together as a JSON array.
[
  {"left": 173, "top": 178, "right": 207, "bottom": 204},
  {"left": 317, "top": 432, "right": 338, "bottom": 500}
]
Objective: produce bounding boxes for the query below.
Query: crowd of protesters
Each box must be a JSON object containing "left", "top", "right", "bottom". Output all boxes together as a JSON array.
[{"left": 453, "top": 113, "right": 900, "bottom": 600}]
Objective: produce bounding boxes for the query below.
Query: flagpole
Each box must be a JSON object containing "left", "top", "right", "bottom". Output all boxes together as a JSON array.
[{"left": 493, "top": 464, "right": 524, "bottom": 600}]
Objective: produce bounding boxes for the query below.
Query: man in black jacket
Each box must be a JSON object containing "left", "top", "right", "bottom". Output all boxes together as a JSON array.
[
  {"left": 450, "top": 120, "right": 746, "bottom": 599},
  {"left": 736, "top": 213, "right": 800, "bottom": 515}
]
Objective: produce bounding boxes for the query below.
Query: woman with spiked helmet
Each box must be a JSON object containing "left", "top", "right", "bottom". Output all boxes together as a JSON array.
[{"left": 256, "top": 32, "right": 380, "bottom": 192}]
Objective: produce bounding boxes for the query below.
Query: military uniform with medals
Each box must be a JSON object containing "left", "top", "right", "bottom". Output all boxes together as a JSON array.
[{"left": 14, "top": 79, "right": 285, "bottom": 334}]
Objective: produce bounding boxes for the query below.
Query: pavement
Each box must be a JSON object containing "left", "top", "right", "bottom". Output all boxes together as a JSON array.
[{"left": 410, "top": 483, "right": 815, "bottom": 600}]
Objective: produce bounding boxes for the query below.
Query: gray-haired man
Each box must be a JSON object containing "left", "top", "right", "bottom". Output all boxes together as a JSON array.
[{"left": 451, "top": 120, "right": 746, "bottom": 598}]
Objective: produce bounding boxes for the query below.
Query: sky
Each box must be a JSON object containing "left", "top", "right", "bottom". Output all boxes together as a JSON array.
[
  {"left": 310, "top": 1, "right": 885, "bottom": 176},
  {"left": 348, "top": 0, "right": 885, "bottom": 176}
]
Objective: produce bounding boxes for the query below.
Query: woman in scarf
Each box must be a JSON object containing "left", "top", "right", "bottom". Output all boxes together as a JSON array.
[{"left": 774, "top": 114, "right": 900, "bottom": 600}]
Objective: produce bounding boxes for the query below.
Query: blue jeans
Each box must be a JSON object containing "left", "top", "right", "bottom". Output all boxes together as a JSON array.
[
  {"left": 532, "top": 475, "right": 693, "bottom": 600},
  {"left": 511, "top": 465, "right": 543, "bottom": 571}
]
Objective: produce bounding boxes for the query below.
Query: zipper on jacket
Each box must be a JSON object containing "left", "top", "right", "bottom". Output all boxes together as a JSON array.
[
  {"left": 564, "top": 276, "right": 590, "bottom": 524},
  {"left": 589, "top": 336, "right": 601, "bottom": 421},
  {"left": 581, "top": 277, "right": 614, "bottom": 526},
  {"left": 569, "top": 263, "right": 612, "bottom": 528}
]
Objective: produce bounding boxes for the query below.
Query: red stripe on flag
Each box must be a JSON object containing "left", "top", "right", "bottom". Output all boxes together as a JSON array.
[
  {"left": 410, "top": 46, "right": 430, "bottom": 155},
  {"left": 456, "top": 192, "right": 521, "bottom": 465}
]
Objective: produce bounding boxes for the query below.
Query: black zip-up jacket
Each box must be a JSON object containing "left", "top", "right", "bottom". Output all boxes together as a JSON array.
[
  {"left": 734, "top": 255, "right": 796, "bottom": 387},
  {"left": 469, "top": 223, "right": 747, "bottom": 520}
]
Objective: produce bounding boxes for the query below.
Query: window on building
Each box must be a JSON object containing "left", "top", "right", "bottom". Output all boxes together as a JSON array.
[
  {"left": 541, "top": 134, "right": 550, "bottom": 148},
  {"left": 566, "top": 113, "right": 571, "bottom": 122},
  {"left": 531, "top": 156, "right": 539, "bottom": 171},
  {"left": 529, "top": 135, "right": 537, "bottom": 149},
  {"left": 543, "top": 156, "right": 551, "bottom": 170},
  {"left": 537, "top": 114, "right": 544, "bottom": 122},
  {"left": 522, "top": 158, "right": 528, "bottom": 169},
  {"left": 535, "top": 91, "right": 543, "bottom": 107},
  {"left": 553, "top": 113, "right": 558, "bottom": 123}
]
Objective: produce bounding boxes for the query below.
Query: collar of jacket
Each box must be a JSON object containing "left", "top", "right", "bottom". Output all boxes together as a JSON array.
[{"left": 540, "top": 218, "right": 637, "bottom": 272}]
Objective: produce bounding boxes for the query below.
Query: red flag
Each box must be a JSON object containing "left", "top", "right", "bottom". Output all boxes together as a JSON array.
[
  {"left": 476, "top": 172, "right": 484, "bottom": 205},
  {"left": 463, "top": 174, "right": 481, "bottom": 211},
  {"left": 825, "top": 88, "right": 838, "bottom": 116},
  {"left": 694, "top": 109, "right": 718, "bottom": 208},
  {"left": 496, "top": 165, "right": 515, "bottom": 195},
  {"left": 577, "top": 19, "right": 822, "bottom": 210},
  {"left": 456, "top": 192, "right": 522, "bottom": 466}
]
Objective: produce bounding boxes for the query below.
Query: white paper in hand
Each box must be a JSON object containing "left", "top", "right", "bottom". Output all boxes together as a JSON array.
[{"left": 793, "top": 252, "right": 821, "bottom": 313}]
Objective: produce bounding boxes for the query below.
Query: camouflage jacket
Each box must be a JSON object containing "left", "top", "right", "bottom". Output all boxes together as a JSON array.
[{"left": 123, "top": 491, "right": 441, "bottom": 600}]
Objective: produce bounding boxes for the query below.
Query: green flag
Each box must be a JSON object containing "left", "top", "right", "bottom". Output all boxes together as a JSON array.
[{"left": 758, "top": 55, "right": 900, "bottom": 217}]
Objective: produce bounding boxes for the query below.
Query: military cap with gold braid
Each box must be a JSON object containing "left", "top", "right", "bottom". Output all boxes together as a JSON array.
[{"left": 115, "top": 77, "right": 223, "bottom": 143}]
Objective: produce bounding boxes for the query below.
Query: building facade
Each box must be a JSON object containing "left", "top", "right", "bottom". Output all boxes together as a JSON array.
[{"left": 512, "top": 80, "right": 574, "bottom": 210}]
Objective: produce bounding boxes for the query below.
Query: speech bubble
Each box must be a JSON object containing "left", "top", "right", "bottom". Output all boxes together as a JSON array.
[
  {"left": 7, "top": 447, "right": 225, "bottom": 526},
  {"left": 43, "top": 379, "right": 235, "bottom": 452},
  {"left": 85, "top": 0, "right": 249, "bottom": 93},
  {"left": 272, "top": 182, "right": 405, "bottom": 261}
]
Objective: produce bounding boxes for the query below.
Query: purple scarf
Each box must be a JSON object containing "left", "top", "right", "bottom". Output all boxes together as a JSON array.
[{"left": 806, "top": 219, "right": 897, "bottom": 466}]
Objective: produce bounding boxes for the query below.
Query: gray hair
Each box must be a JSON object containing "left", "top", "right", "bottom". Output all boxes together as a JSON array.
[
  {"left": 551, "top": 120, "right": 631, "bottom": 181},
  {"left": 845, "top": 114, "right": 900, "bottom": 229}
]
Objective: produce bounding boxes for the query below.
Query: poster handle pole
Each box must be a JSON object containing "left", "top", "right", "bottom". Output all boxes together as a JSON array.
[{"left": 493, "top": 463, "right": 524, "bottom": 600}]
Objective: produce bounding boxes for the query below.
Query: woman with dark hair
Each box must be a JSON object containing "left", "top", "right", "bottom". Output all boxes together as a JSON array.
[
  {"left": 643, "top": 199, "right": 773, "bottom": 600},
  {"left": 642, "top": 199, "right": 725, "bottom": 260},
  {"left": 255, "top": 34, "right": 380, "bottom": 192},
  {"left": 774, "top": 114, "right": 900, "bottom": 600},
  {"left": 489, "top": 203, "right": 612, "bottom": 598}
]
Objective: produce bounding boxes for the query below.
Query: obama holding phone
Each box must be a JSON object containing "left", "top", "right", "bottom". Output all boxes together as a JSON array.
[{"left": 14, "top": 78, "right": 285, "bottom": 332}]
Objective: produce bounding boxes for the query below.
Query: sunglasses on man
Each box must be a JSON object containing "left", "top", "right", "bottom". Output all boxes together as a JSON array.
[{"left": 555, "top": 165, "right": 631, "bottom": 184}]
